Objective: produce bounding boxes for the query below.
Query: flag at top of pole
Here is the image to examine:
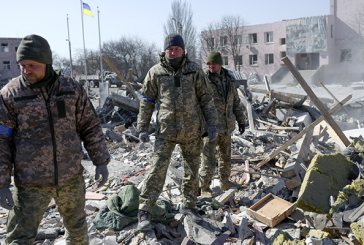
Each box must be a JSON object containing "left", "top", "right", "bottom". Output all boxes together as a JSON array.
[{"left": 83, "top": 3, "right": 94, "bottom": 17}]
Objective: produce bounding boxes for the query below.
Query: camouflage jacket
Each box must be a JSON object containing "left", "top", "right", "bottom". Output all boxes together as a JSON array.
[
  {"left": 137, "top": 53, "right": 218, "bottom": 143},
  {"left": 0, "top": 73, "right": 110, "bottom": 188},
  {"left": 204, "top": 68, "right": 246, "bottom": 136}
]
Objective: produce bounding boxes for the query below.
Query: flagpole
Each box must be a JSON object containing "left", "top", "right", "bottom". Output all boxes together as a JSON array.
[
  {"left": 97, "top": 6, "right": 103, "bottom": 83},
  {"left": 80, "top": 0, "right": 88, "bottom": 87},
  {"left": 66, "top": 14, "right": 73, "bottom": 78}
]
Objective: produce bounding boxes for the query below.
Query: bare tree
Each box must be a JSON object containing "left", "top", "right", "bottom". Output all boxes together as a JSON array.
[
  {"left": 52, "top": 51, "right": 71, "bottom": 76},
  {"left": 102, "top": 35, "right": 158, "bottom": 81},
  {"left": 163, "top": 0, "right": 197, "bottom": 61},
  {"left": 201, "top": 15, "right": 248, "bottom": 71}
]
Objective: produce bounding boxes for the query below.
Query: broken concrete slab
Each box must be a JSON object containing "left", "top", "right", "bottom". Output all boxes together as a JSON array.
[{"left": 297, "top": 152, "right": 355, "bottom": 214}]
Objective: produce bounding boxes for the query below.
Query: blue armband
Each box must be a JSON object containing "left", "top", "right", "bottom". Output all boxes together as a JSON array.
[
  {"left": 142, "top": 96, "right": 155, "bottom": 103},
  {"left": 0, "top": 124, "right": 13, "bottom": 137}
]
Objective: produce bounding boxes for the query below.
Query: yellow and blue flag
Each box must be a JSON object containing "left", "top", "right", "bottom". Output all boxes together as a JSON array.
[{"left": 83, "top": 3, "right": 94, "bottom": 17}]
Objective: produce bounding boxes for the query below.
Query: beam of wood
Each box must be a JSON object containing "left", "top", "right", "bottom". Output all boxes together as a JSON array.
[
  {"left": 282, "top": 57, "right": 350, "bottom": 147},
  {"left": 319, "top": 82, "right": 360, "bottom": 129},
  {"left": 250, "top": 87, "right": 334, "bottom": 103},
  {"left": 348, "top": 202, "right": 364, "bottom": 222},
  {"left": 318, "top": 126, "right": 328, "bottom": 139},
  {"left": 102, "top": 56, "right": 140, "bottom": 104},
  {"left": 319, "top": 120, "right": 347, "bottom": 150},
  {"left": 246, "top": 102, "right": 255, "bottom": 130},
  {"left": 256, "top": 95, "right": 352, "bottom": 168}
]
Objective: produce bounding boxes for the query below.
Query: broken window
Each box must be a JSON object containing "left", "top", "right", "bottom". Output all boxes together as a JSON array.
[
  {"left": 281, "top": 51, "right": 286, "bottom": 58},
  {"left": 340, "top": 49, "right": 351, "bottom": 62},
  {"left": 265, "top": 54, "right": 274, "bottom": 65},
  {"left": 249, "top": 33, "right": 257, "bottom": 44},
  {"left": 236, "top": 55, "right": 243, "bottom": 66},
  {"left": 1, "top": 43, "right": 9, "bottom": 52},
  {"left": 249, "top": 55, "right": 257, "bottom": 65},
  {"left": 265, "top": 32, "right": 273, "bottom": 43},
  {"left": 234, "top": 35, "right": 242, "bottom": 45},
  {"left": 222, "top": 56, "right": 228, "bottom": 66},
  {"left": 3, "top": 61, "right": 10, "bottom": 70},
  {"left": 220, "top": 36, "right": 228, "bottom": 47}
]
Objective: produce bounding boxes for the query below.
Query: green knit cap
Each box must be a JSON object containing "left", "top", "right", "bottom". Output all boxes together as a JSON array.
[
  {"left": 206, "top": 51, "right": 222, "bottom": 65},
  {"left": 17, "top": 34, "right": 52, "bottom": 64}
]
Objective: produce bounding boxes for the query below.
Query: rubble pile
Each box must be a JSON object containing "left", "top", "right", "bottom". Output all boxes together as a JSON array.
[{"left": 1, "top": 81, "right": 364, "bottom": 245}]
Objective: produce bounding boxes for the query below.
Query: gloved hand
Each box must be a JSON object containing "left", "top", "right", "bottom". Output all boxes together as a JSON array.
[
  {"left": 139, "top": 131, "right": 150, "bottom": 143},
  {"left": 95, "top": 165, "right": 109, "bottom": 188},
  {"left": 208, "top": 126, "right": 218, "bottom": 141},
  {"left": 238, "top": 123, "right": 245, "bottom": 135},
  {"left": 0, "top": 188, "right": 14, "bottom": 210}
]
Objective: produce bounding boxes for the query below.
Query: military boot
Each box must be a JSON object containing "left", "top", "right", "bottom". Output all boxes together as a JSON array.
[
  {"left": 180, "top": 204, "right": 203, "bottom": 224},
  {"left": 137, "top": 210, "right": 153, "bottom": 231},
  {"left": 201, "top": 187, "right": 218, "bottom": 198},
  {"left": 221, "top": 181, "right": 241, "bottom": 191}
]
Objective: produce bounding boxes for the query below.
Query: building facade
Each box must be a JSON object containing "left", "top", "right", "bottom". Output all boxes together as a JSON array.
[
  {"left": 201, "top": 0, "right": 364, "bottom": 84},
  {"left": 0, "top": 38, "right": 22, "bottom": 86}
]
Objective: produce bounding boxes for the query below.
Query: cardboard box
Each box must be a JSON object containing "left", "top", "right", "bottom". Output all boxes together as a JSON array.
[{"left": 246, "top": 193, "right": 296, "bottom": 227}]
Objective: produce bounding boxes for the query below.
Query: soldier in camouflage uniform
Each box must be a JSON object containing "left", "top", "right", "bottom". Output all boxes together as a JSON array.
[
  {"left": 199, "top": 51, "right": 246, "bottom": 198},
  {"left": 0, "top": 34, "right": 110, "bottom": 245},
  {"left": 137, "top": 33, "right": 218, "bottom": 230}
]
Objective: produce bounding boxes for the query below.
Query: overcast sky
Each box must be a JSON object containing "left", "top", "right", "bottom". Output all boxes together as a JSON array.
[{"left": 1, "top": 0, "right": 330, "bottom": 58}]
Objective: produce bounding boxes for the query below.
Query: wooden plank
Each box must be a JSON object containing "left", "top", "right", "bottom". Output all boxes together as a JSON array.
[
  {"left": 319, "top": 126, "right": 328, "bottom": 139},
  {"left": 348, "top": 202, "right": 364, "bottom": 222},
  {"left": 319, "top": 120, "right": 347, "bottom": 150},
  {"left": 250, "top": 87, "right": 334, "bottom": 103},
  {"left": 282, "top": 57, "right": 350, "bottom": 147},
  {"left": 256, "top": 95, "right": 352, "bottom": 168},
  {"left": 247, "top": 102, "right": 255, "bottom": 130},
  {"left": 320, "top": 82, "right": 359, "bottom": 128},
  {"left": 215, "top": 188, "right": 237, "bottom": 204}
]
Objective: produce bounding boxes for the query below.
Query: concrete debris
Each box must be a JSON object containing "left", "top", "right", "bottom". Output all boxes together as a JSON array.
[{"left": 3, "top": 81, "right": 364, "bottom": 244}]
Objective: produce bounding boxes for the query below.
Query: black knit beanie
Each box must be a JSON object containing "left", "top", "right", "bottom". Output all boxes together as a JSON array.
[
  {"left": 164, "top": 33, "right": 185, "bottom": 50},
  {"left": 17, "top": 34, "right": 52, "bottom": 64}
]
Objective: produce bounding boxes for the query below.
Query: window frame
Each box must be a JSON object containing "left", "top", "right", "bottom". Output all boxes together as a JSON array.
[
  {"left": 1, "top": 43, "right": 9, "bottom": 53},
  {"left": 265, "top": 31, "right": 273, "bottom": 43},
  {"left": 236, "top": 55, "right": 243, "bottom": 66},
  {"left": 265, "top": 54, "right": 274, "bottom": 65},
  {"left": 3, "top": 61, "right": 11, "bottom": 70},
  {"left": 249, "top": 55, "right": 258, "bottom": 66},
  {"left": 234, "top": 35, "right": 242, "bottom": 45},
  {"left": 220, "top": 36, "right": 228, "bottom": 47},
  {"left": 222, "top": 56, "right": 229, "bottom": 66},
  {"left": 249, "top": 33, "right": 257, "bottom": 44}
]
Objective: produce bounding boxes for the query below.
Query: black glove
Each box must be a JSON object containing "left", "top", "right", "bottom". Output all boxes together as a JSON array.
[
  {"left": 139, "top": 131, "right": 150, "bottom": 143},
  {"left": 95, "top": 165, "right": 109, "bottom": 188},
  {"left": 0, "top": 188, "right": 14, "bottom": 210},
  {"left": 238, "top": 123, "right": 245, "bottom": 135},
  {"left": 208, "top": 126, "right": 218, "bottom": 141}
]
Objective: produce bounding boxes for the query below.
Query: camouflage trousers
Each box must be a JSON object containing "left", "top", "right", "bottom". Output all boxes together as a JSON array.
[
  {"left": 6, "top": 174, "right": 88, "bottom": 245},
  {"left": 139, "top": 137, "right": 202, "bottom": 213},
  {"left": 199, "top": 134, "right": 232, "bottom": 189}
]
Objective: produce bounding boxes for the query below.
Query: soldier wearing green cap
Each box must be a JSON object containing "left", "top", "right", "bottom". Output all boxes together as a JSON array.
[
  {"left": 199, "top": 50, "right": 246, "bottom": 198},
  {"left": 0, "top": 34, "right": 110, "bottom": 244}
]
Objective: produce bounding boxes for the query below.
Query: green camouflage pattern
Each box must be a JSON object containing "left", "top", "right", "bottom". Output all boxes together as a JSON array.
[
  {"left": 203, "top": 67, "right": 245, "bottom": 136},
  {"left": 200, "top": 68, "right": 245, "bottom": 188},
  {"left": 0, "top": 74, "right": 109, "bottom": 188},
  {"left": 200, "top": 135, "right": 232, "bottom": 189},
  {"left": 137, "top": 52, "right": 218, "bottom": 143},
  {"left": 6, "top": 175, "right": 88, "bottom": 245},
  {"left": 139, "top": 137, "right": 202, "bottom": 213}
]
